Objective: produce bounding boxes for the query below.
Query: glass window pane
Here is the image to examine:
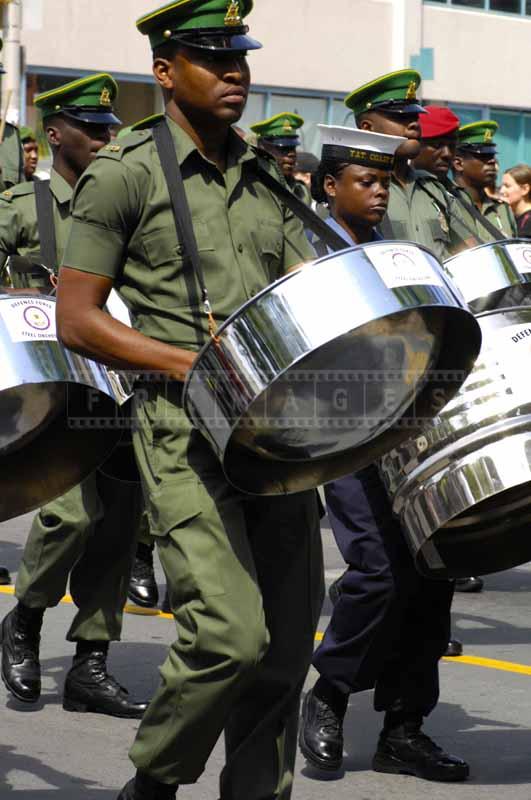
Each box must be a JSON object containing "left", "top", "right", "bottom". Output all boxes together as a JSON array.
[
  {"left": 527, "top": 0, "right": 531, "bottom": 14},
  {"left": 270, "top": 95, "right": 327, "bottom": 155},
  {"left": 490, "top": 0, "right": 521, "bottom": 12},
  {"left": 493, "top": 111, "right": 521, "bottom": 175},
  {"left": 523, "top": 116, "right": 531, "bottom": 163},
  {"left": 331, "top": 100, "right": 352, "bottom": 127},
  {"left": 451, "top": 0, "right": 484, "bottom": 8},
  {"left": 239, "top": 92, "right": 265, "bottom": 133},
  {"left": 450, "top": 105, "right": 483, "bottom": 127}
]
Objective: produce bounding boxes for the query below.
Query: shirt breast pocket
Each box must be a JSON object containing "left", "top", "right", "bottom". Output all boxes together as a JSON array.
[
  {"left": 253, "top": 218, "right": 284, "bottom": 279},
  {"left": 141, "top": 221, "right": 213, "bottom": 269},
  {"left": 140, "top": 221, "right": 214, "bottom": 309}
]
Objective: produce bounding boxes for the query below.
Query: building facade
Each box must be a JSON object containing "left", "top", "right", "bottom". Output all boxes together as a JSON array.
[{"left": 2, "top": 0, "right": 530, "bottom": 172}]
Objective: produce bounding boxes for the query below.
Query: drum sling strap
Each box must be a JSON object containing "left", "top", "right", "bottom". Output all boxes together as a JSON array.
[
  {"left": 34, "top": 180, "right": 58, "bottom": 271},
  {"left": 440, "top": 177, "right": 509, "bottom": 242},
  {"left": 152, "top": 119, "right": 348, "bottom": 347},
  {"left": 7, "top": 181, "right": 57, "bottom": 290}
]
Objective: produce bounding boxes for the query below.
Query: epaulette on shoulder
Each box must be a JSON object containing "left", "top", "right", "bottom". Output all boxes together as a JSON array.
[
  {"left": 415, "top": 169, "right": 440, "bottom": 184},
  {"left": 0, "top": 181, "right": 36, "bottom": 203},
  {"left": 96, "top": 129, "right": 153, "bottom": 161},
  {"left": 250, "top": 144, "right": 274, "bottom": 162}
]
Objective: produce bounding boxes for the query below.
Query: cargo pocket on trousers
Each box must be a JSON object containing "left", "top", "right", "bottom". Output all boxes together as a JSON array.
[
  {"left": 147, "top": 478, "right": 203, "bottom": 538},
  {"left": 146, "top": 478, "right": 227, "bottom": 598}
]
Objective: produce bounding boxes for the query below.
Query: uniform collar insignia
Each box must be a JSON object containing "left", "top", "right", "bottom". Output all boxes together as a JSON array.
[
  {"left": 100, "top": 87, "right": 112, "bottom": 107},
  {"left": 405, "top": 81, "right": 417, "bottom": 101},
  {"left": 225, "top": 1, "right": 242, "bottom": 26}
]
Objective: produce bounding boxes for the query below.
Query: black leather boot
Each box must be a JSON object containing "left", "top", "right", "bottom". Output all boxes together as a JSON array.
[
  {"left": 0, "top": 566, "right": 11, "bottom": 585},
  {"left": 0, "top": 603, "right": 43, "bottom": 703},
  {"left": 117, "top": 771, "right": 178, "bottom": 799},
  {"left": 128, "top": 543, "right": 159, "bottom": 608},
  {"left": 299, "top": 686, "right": 347, "bottom": 771},
  {"left": 445, "top": 639, "right": 463, "bottom": 657},
  {"left": 373, "top": 713, "right": 469, "bottom": 782},
  {"left": 455, "top": 577, "right": 484, "bottom": 593},
  {"left": 63, "top": 641, "right": 149, "bottom": 718}
]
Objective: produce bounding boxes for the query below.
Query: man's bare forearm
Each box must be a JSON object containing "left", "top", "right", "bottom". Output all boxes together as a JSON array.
[{"left": 56, "top": 267, "right": 197, "bottom": 381}]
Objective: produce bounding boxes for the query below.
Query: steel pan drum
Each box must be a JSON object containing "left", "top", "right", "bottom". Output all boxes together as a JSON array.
[
  {"left": 184, "top": 242, "right": 481, "bottom": 495},
  {"left": 381, "top": 241, "right": 531, "bottom": 578},
  {"left": 0, "top": 294, "right": 132, "bottom": 520}
]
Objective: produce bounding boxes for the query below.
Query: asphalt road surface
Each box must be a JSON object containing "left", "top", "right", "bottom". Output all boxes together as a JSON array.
[{"left": 2, "top": 512, "right": 531, "bottom": 799}]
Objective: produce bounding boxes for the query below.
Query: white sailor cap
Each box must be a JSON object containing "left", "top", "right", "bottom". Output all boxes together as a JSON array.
[{"left": 318, "top": 124, "right": 406, "bottom": 170}]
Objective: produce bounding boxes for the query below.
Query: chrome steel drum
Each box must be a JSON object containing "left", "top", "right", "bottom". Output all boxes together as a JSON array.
[
  {"left": 0, "top": 294, "right": 132, "bottom": 520},
  {"left": 381, "top": 241, "right": 531, "bottom": 578},
  {"left": 184, "top": 242, "right": 481, "bottom": 495},
  {"left": 444, "top": 239, "right": 531, "bottom": 313}
]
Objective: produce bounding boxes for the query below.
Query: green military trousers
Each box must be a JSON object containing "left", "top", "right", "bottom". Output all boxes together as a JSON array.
[
  {"left": 15, "top": 470, "right": 143, "bottom": 642},
  {"left": 129, "top": 383, "right": 324, "bottom": 797}
]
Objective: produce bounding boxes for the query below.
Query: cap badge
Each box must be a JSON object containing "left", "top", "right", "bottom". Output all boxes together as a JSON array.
[
  {"left": 283, "top": 119, "right": 294, "bottom": 133},
  {"left": 484, "top": 129, "right": 493, "bottom": 143},
  {"left": 225, "top": 1, "right": 242, "bottom": 26},
  {"left": 405, "top": 81, "right": 417, "bottom": 101},
  {"left": 100, "top": 87, "right": 112, "bottom": 107}
]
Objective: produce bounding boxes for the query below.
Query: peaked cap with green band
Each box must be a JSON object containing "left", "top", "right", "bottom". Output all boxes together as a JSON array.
[
  {"left": 34, "top": 73, "right": 121, "bottom": 126},
  {"left": 19, "top": 126, "right": 37, "bottom": 143},
  {"left": 345, "top": 69, "right": 425, "bottom": 118},
  {"left": 457, "top": 121, "right": 498, "bottom": 155},
  {"left": 251, "top": 113, "right": 304, "bottom": 147},
  {"left": 137, "top": 0, "right": 261, "bottom": 53}
]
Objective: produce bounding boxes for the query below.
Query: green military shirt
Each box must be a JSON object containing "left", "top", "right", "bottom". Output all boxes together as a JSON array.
[
  {"left": 384, "top": 167, "right": 455, "bottom": 261},
  {"left": 0, "top": 168, "right": 72, "bottom": 287},
  {"left": 63, "top": 117, "right": 315, "bottom": 351},
  {"left": 0, "top": 122, "right": 23, "bottom": 192},
  {"left": 482, "top": 196, "right": 517, "bottom": 238},
  {"left": 449, "top": 184, "right": 516, "bottom": 244}
]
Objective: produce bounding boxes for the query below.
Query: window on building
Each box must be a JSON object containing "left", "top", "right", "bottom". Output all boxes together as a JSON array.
[
  {"left": 451, "top": 0, "right": 484, "bottom": 8},
  {"left": 427, "top": 0, "right": 531, "bottom": 14},
  {"left": 490, "top": 0, "right": 521, "bottom": 12}
]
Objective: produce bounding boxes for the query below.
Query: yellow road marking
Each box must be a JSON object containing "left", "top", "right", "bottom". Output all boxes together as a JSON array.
[{"left": 2, "top": 585, "right": 531, "bottom": 676}]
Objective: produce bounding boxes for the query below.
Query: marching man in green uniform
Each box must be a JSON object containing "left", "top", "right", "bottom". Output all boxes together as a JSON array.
[
  {"left": 0, "top": 38, "right": 24, "bottom": 193},
  {"left": 251, "top": 111, "right": 311, "bottom": 203},
  {"left": 56, "top": 2, "right": 323, "bottom": 798},
  {"left": 346, "top": 70, "right": 471, "bottom": 260},
  {"left": 0, "top": 74, "right": 148, "bottom": 721},
  {"left": 453, "top": 121, "right": 517, "bottom": 239}
]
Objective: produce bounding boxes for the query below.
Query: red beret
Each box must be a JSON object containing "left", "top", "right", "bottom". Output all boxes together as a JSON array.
[{"left": 420, "top": 106, "right": 460, "bottom": 139}]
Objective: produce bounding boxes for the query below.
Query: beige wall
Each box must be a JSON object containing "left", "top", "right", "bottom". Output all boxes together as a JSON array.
[
  {"left": 424, "top": 5, "right": 531, "bottom": 109},
  {"left": 20, "top": 0, "right": 392, "bottom": 94},
  {"left": 16, "top": 0, "right": 531, "bottom": 111}
]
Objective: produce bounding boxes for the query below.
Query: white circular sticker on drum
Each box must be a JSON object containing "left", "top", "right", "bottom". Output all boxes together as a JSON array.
[
  {"left": 505, "top": 243, "right": 531, "bottom": 276},
  {"left": 0, "top": 297, "right": 57, "bottom": 342},
  {"left": 366, "top": 244, "right": 444, "bottom": 289}
]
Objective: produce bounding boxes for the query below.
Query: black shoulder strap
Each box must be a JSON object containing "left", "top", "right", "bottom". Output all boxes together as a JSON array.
[
  {"left": 255, "top": 164, "right": 349, "bottom": 253},
  {"left": 440, "top": 178, "right": 507, "bottom": 241},
  {"left": 34, "top": 180, "right": 58, "bottom": 270},
  {"left": 152, "top": 119, "right": 207, "bottom": 346}
]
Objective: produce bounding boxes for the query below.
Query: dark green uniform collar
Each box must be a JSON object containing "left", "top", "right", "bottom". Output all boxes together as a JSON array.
[
  {"left": 165, "top": 115, "right": 256, "bottom": 167},
  {"left": 50, "top": 168, "right": 74, "bottom": 205}
]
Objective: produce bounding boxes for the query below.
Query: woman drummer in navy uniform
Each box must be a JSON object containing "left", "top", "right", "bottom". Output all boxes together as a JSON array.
[{"left": 299, "top": 124, "right": 470, "bottom": 784}]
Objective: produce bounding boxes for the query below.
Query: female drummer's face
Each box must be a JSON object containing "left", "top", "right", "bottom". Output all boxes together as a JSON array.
[{"left": 326, "top": 165, "right": 391, "bottom": 226}]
